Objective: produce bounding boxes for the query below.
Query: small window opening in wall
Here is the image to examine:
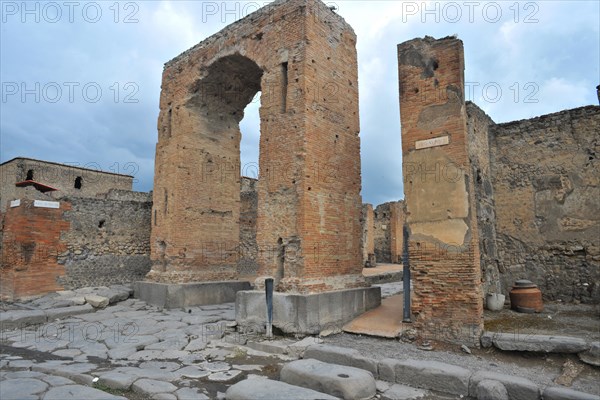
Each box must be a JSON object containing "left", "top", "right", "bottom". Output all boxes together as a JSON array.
[
  {"left": 98, "top": 220, "right": 105, "bottom": 228},
  {"left": 74, "top": 176, "right": 82, "bottom": 189},
  {"left": 26, "top": 169, "right": 34, "bottom": 180},
  {"left": 281, "top": 62, "right": 288, "bottom": 113}
]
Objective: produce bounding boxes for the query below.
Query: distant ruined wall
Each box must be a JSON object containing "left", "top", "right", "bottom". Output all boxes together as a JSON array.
[
  {"left": 489, "top": 105, "right": 600, "bottom": 303},
  {"left": 361, "top": 204, "right": 375, "bottom": 267},
  {"left": 239, "top": 177, "right": 259, "bottom": 278},
  {"left": 373, "top": 201, "right": 404, "bottom": 264}
]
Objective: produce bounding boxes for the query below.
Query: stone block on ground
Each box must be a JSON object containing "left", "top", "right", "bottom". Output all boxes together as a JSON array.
[
  {"left": 490, "top": 332, "right": 589, "bottom": 353},
  {"left": 225, "top": 378, "right": 339, "bottom": 400},
  {"left": 280, "top": 358, "right": 376, "bottom": 400},
  {"left": 542, "top": 386, "right": 600, "bottom": 400},
  {"left": 392, "top": 359, "right": 471, "bottom": 396},
  {"left": 85, "top": 295, "right": 110, "bottom": 309},
  {"left": 469, "top": 371, "right": 539, "bottom": 400},
  {"left": 304, "top": 344, "right": 378, "bottom": 378},
  {"left": 476, "top": 380, "right": 509, "bottom": 400},
  {"left": 578, "top": 341, "right": 600, "bottom": 366}
]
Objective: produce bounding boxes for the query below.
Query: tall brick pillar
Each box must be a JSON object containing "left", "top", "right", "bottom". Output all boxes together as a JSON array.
[{"left": 398, "top": 36, "right": 483, "bottom": 344}]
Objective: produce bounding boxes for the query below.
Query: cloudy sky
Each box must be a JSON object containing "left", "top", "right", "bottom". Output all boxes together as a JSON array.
[{"left": 1, "top": 0, "right": 598, "bottom": 205}]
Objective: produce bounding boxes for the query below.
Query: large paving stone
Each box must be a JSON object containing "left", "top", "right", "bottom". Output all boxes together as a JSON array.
[
  {"left": 97, "top": 371, "right": 137, "bottom": 390},
  {"left": 490, "top": 332, "right": 589, "bottom": 353},
  {"left": 175, "top": 365, "right": 211, "bottom": 379},
  {"left": 468, "top": 371, "right": 539, "bottom": 400},
  {"left": 33, "top": 362, "right": 97, "bottom": 384},
  {"left": 112, "top": 367, "right": 179, "bottom": 382},
  {"left": 132, "top": 378, "right": 177, "bottom": 395},
  {"left": 175, "top": 387, "right": 210, "bottom": 400},
  {"left": 542, "top": 386, "right": 600, "bottom": 400},
  {"left": 390, "top": 359, "right": 471, "bottom": 396},
  {"left": 184, "top": 338, "right": 208, "bottom": 352},
  {"left": 0, "top": 378, "right": 48, "bottom": 400},
  {"left": 281, "top": 358, "right": 376, "bottom": 400},
  {"left": 43, "top": 384, "right": 127, "bottom": 399},
  {"left": 304, "top": 344, "right": 378, "bottom": 378},
  {"left": 107, "top": 346, "right": 138, "bottom": 360},
  {"left": 207, "top": 370, "right": 243, "bottom": 382},
  {"left": 226, "top": 378, "right": 339, "bottom": 400}
]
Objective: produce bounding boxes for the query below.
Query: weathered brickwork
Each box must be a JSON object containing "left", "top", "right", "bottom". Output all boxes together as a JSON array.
[
  {"left": 0, "top": 199, "right": 70, "bottom": 300},
  {"left": 57, "top": 192, "right": 152, "bottom": 289},
  {"left": 149, "top": 0, "right": 364, "bottom": 293},
  {"left": 239, "top": 177, "right": 259, "bottom": 278},
  {"left": 466, "top": 102, "right": 501, "bottom": 299},
  {"left": 0, "top": 157, "right": 133, "bottom": 212},
  {"left": 398, "top": 36, "right": 483, "bottom": 343},
  {"left": 373, "top": 201, "right": 404, "bottom": 264},
  {"left": 489, "top": 106, "right": 600, "bottom": 303},
  {"left": 361, "top": 204, "right": 375, "bottom": 267}
]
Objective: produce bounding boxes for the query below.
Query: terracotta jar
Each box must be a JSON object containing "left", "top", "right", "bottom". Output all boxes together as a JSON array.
[{"left": 509, "top": 280, "right": 544, "bottom": 312}]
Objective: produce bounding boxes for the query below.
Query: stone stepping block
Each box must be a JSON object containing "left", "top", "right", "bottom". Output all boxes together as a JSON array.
[
  {"left": 226, "top": 378, "right": 339, "bottom": 400},
  {"left": 280, "top": 358, "right": 376, "bottom": 400},
  {"left": 132, "top": 379, "right": 177, "bottom": 396}
]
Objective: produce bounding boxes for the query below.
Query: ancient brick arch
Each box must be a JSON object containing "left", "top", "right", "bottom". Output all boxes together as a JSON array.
[{"left": 147, "top": 0, "right": 366, "bottom": 294}]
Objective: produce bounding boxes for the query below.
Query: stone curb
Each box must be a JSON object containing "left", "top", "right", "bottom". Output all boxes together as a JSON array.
[
  {"left": 1, "top": 305, "right": 96, "bottom": 330},
  {"left": 303, "top": 344, "right": 599, "bottom": 400},
  {"left": 481, "top": 331, "right": 591, "bottom": 353}
]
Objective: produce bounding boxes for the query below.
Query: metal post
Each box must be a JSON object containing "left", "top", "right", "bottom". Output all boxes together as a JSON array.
[
  {"left": 402, "top": 224, "right": 412, "bottom": 323},
  {"left": 265, "top": 278, "right": 274, "bottom": 338}
]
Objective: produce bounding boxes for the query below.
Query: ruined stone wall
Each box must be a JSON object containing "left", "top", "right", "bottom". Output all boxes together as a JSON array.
[
  {"left": 58, "top": 193, "right": 152, "bottom": 289},
  {"left": 0, "top": 158, "right": 133, "bottom": 212},
  {"left": 239, "top": 177, "right": 258, "bottom": 278},
  {"left": 373, "top": 201, "right": 404, "bottom": 264},
  {"left": 361, "top": 204, "right": 375, "bottom": 267},
  {"left": 399, "top": 36, "right": 483, "bottom": 344},
  {"left": 466, "top": 102, "right": 501, "bottom": 300},
  {"left": 0, "top": 192, "right": 152, "bottom": 300},
  {"left": 489, "top": 105, "right": 600, "bottom": 303},
  {"left": 150, "top": 0, "right": 364, "bottom": 292}
]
